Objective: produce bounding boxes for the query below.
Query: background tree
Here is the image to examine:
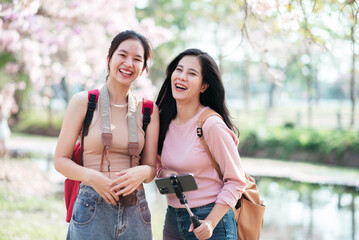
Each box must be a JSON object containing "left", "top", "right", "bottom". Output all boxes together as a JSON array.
[
  {"left": 0, "top": 0, "right": 172, "bottom": 129},
  {"left": 340, "top": 0, "right": 359, "bottom": 127}
]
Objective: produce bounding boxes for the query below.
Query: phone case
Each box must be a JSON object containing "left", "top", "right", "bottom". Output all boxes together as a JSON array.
[{"left": 155, "top": 174, "right": 198, "bottom": 194}]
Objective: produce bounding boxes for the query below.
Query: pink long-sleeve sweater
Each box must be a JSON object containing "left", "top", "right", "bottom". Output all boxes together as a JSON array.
[{"left": 157, "top": 107, "right": 246, "bottom": 208}]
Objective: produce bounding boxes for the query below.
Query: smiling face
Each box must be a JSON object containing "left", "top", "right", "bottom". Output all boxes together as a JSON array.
[
  {"left": 107, "top": 39, "right": 145, "bottom": 86},
  {"left": 171, "top": 55, "right": 208, "bottom": 104}
]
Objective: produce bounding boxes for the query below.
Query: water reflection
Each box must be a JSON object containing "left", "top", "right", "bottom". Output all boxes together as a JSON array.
[
  {"left": 257, "top": 177, "right": 358, "bottom": 240},
  {"left": 144, "top": 177, "right": 358, "bottom": 240}
]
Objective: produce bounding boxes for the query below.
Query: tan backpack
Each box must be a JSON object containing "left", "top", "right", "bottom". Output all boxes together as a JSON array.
[{"left": 197, "top": 109, "right": 265, "bottom": 240}]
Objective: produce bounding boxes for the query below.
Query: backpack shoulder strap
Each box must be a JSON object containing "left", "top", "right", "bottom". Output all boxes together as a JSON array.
[
  {"left": 196, "top": 108, "right": 223, "bottom": 179},
  {"left": 138, "top": 99, "right": 153, "bottom": 162},
  {"left": 80, "top": 89, "right": 99, "bottom": 165},
  {"left": 83, "top": 89, "right": 99, "bottom": 136},
  {"left": 142, "top": 98, "right": 153, "bottom": 132}
]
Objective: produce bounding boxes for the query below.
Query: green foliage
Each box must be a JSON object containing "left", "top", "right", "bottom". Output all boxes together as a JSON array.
[
  {"left": 12, "top": 109, "right": 63, "bottom": 136},
  {"left": 0, "top": 52, "right": 16, "bottom": 89},
  {"left": 0, "top": 52, "right": 15, "bottom": 68},
  {"left": 239, "top": 127, "right": 359, "bottom": 167},
  {"left": 136, "top": 0, "right": 199, "bottom": 84},
  {"left": 0, "top": 52, "right": 32, "bottom": 116}
]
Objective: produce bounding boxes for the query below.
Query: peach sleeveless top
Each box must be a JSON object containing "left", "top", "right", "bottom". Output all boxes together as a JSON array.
[{"left": 82, "top": 96, "right": 145, "bottom": 180}]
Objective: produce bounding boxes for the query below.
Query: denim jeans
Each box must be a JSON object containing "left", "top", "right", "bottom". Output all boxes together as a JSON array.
[
  {"left": 163, "top": 202, "right": 237, "bottom": 240},
  {"left": 67, "top": 184, "right": 152, "bottom": 240}
]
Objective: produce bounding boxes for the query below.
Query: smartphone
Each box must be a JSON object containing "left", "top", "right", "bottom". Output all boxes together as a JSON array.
[{"left": 155, "top": 174, "right": 198, "bottom": 195}]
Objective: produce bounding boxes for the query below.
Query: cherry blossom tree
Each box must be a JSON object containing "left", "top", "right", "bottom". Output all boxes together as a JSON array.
[{"left": 0, "top": 0, "right": 172, "bottom": 127}]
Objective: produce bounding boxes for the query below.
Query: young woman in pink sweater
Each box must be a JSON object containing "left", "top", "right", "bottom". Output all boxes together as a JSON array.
[{"left": 156, "top": 49, "right": 246, "bottom": 240}]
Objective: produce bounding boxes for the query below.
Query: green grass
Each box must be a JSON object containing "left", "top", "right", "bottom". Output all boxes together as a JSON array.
[
  {"left": 0, "top": 184, "right": 166, "bottom": 240},
  {"left": 0, "top": 186, "right": 68, "bottom": 240},
  {"left": 0, "top": 187, "right": 167, "bottom": 240},
  {"left": 0, "top": 162, "right": 166, "bottom": 240}
]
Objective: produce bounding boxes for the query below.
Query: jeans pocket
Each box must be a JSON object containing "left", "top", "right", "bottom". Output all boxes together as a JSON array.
[
  {"left": 215, "top": 209, "right": 237, "bottom": 240},
  {"left": 138, "top": 201, "right": 151, "bottom": 224},
  {"left": 193, "top": 204, "right": 214, "bottom": 220},
  {"left": 72, "top": 196, "right": 97, "bottom": 225}
]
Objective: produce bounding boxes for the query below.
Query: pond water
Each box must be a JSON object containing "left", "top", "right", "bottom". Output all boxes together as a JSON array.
[
  {"left": 144, "top": 177, "right": 358, "bottom": 240},
  {"left": 257, "top": 177, "right": 358, "bottom": 240}
]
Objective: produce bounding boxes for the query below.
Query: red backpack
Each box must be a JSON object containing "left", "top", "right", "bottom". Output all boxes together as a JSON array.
[{"left": 64, "top": 89, "right": 153, "bottom": 222}]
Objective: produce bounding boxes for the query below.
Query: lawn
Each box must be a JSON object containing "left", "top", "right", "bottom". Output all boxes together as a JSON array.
[{"left": 0, "top": 158, "right": 167, "bottom": 240}]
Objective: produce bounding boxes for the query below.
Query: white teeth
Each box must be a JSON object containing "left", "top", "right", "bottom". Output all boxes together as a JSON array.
[
  {"left": 175, "top": 83, "right": 187, "bottom": 90},
  {"left": 119, "top": 69, "right": 132, "bottom": 75}
]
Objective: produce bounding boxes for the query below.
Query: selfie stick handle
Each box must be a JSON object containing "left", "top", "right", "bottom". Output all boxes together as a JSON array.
[
  {"left": 191, "top": 216, "right": 201, "bottom": 228},
  {"left": 185, "top": 204, "right": 201, "bottom": 228},
  {"left": 170, "top": 174, "right": 201, "bottom": 229}
]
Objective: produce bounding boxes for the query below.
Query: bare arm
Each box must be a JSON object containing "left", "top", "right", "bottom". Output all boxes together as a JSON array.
[
  {"left": 54, "top": 92, "right": 119, "bottom": 205},
  {"left": 54, "top": 91, "right": 90, "bottom": 181}
]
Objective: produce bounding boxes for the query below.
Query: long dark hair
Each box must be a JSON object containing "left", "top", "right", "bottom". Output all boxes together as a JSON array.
[
  {"left": 106, "top": 30, "right": 153, "bottom": 79},
  {"left": 156, "top": 48, "right": 238, "bottom": 154}
]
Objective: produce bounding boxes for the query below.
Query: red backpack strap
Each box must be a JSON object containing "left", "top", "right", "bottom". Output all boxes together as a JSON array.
[
  {"left": 142, "top": 98, "right": 153, "bottom": 132},
  {"left": 142, "top": 98, "right": 153, "bottom": 114},
  {"left": 88, "top": 89, "right": 99, "bottom": 102}
]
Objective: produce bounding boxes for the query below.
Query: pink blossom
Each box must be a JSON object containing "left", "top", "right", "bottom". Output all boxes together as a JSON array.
[
  {"left": 0, "top": 0, "right": 171, "bottom": 108},
  {"left": 16, "top": 81, "right": 27, "bottom": 90},
  {"left": 5, "top": 62, "right": 19, "bottom": 74},
  {"left": 248, "top": 0, "right": 276, "bottom": 16}
]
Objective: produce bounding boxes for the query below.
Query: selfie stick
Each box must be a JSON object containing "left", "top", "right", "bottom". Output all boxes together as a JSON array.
[{"left": 170, "top": 174, "right": 201, "bottom": 228}]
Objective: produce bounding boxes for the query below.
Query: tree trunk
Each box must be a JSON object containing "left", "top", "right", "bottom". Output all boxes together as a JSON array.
[
  {"left": 47, "top": 100, "right": 53, "bottom": 129},
  {"left": 268, "top": 81, "right": 276, "bottom": 109},
  {"left": 349, "top": 4, "right": 358, "bottom": 127},
  {"left": 314, "top": 66, "right": 320, "bottom": 105},
  {"left": 61, "top": 77, "right": 70, "bottom": 105},
  {"left": 305, "top": 43, "right": 314, "bottom": 128},
  {"left": 243, "top": 59, "right": 250, "bottom": 112},
  {"left": 350, "top": 36, "right": 356, "bottom": 127},
  {"left": 306, "top": 62, "right": 313, "bottom": 128}
]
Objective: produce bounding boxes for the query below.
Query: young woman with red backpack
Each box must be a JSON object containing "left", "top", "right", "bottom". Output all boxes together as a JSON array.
[{"left": 54, "top": 30, "right": 159, "bottom": 240}]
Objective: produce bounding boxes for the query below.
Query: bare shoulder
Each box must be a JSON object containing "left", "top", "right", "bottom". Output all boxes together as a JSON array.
[
  {"left": 66, "top": 91, "right": 89, "bottom": 117},
  {"left": 69, "top": 91, "right": 88, "bottom": 107},
  {"left": 70, "top": 91, "right": 88, "bottom": 104}
]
